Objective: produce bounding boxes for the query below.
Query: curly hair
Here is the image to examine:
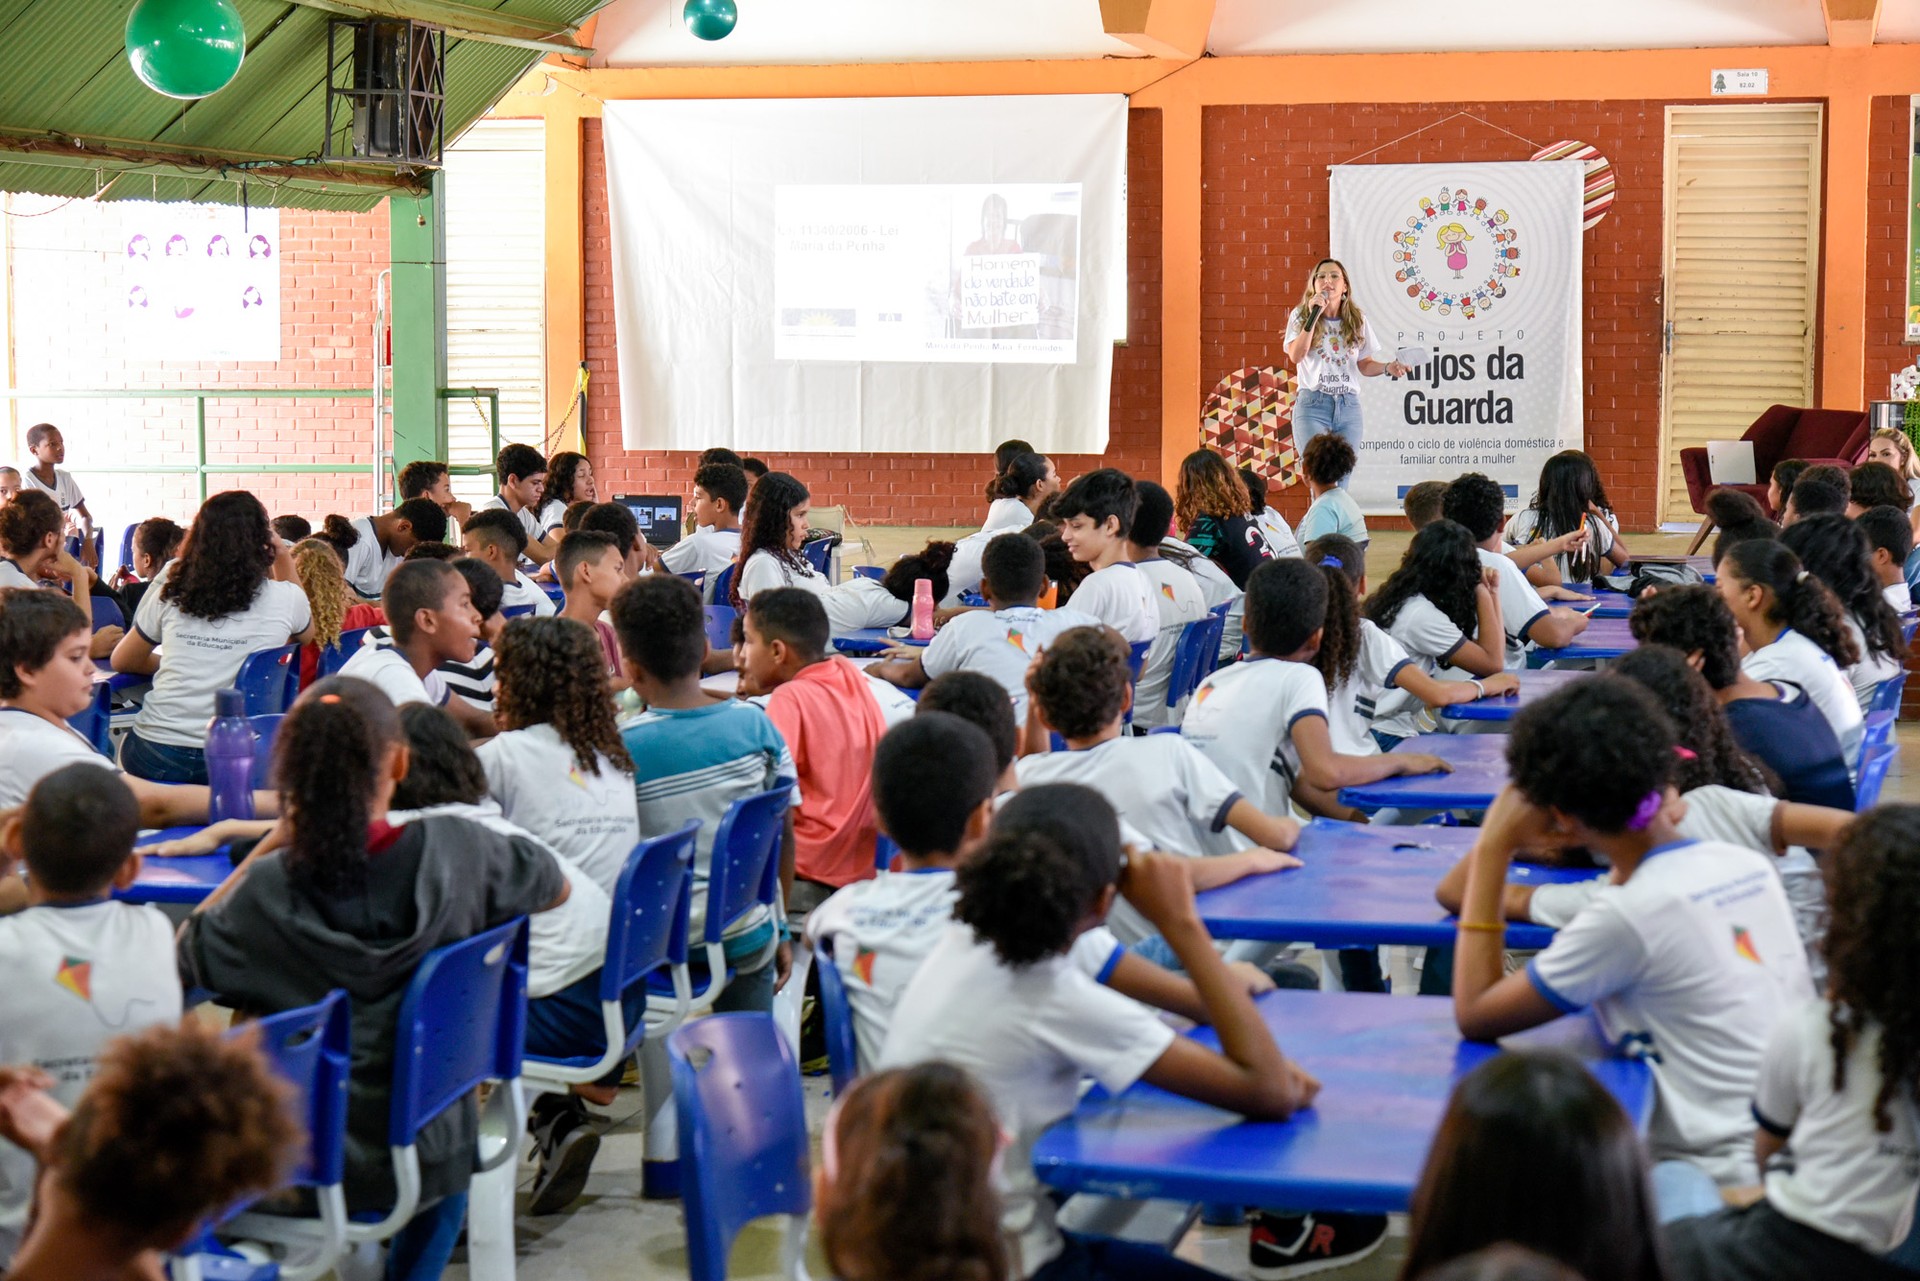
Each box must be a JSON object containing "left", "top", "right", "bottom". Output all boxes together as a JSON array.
[
  {"left": 731, "top": 471, "right": 810, "bottom": 607},
  {"left": 1302, "top": 433, "right": 1357, "bottom": 487},
  {"left": 292, "top": 538, "right": 352, "bottom": 648},
  {"left": 1720, "top": 538, "right": 1860, "bottom": 668},
  {"left": 820, "top": 1063, "right": 1008, "bottom": 1281},
  {"left": 1175, "top": 449, "right": 1251, "bottom": 532},
  {"left": 276, "top": 676, "right": 401, "bottom": 895},
  {"left": 0, "top": 489, "right": 62, "bottom": 557},
  {"left": 493, "top": 617, "right": 634, "bottom": 777},
  {"left": 1782, "top": 514, "right": 1904, "bottom": 664},
  {"left": 53, "top": 1021, "right": 300, "bottom": 1249},
  {"left": 544, "top": 451, "right": 592, "bottom": 505},
  {"left": 882, "top": 541, "right": 958, "bottom": 606},
  {"left": 955, "top": 784, "right": 1122, "bottom": 967},
  {"left": 1627, "top": 585, "right": 1742, "bottom": 690},
  {"left": 1028, "top": 626, "right": 1130, "bottom": 739},
  {"left": 1610, "top": 646, "right": 1777, "bottom": 795},
  {"left": 1367, "top": 518, "right": 1483, "bottom": 638},
  {"left": 1507, "top": 677, "right": 1676, "bottom": 831},
  {"left": 161, "top": 490, "right": 276, "bottom": 620},
  {"left": 1823, "top": 805, "right": 1920, "bottom": 1132}
]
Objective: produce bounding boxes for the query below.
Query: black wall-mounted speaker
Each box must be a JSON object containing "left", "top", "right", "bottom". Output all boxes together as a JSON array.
[{"left": 324, "top": 18, "right": 445, "bottom": 167}]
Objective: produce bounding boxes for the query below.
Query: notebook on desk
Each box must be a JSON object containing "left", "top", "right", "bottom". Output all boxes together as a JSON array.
[{"left": 1706, "top": 440, "right": 1757, "bottom": 486}]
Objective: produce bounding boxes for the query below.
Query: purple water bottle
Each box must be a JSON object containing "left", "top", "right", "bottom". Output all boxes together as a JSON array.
[{"left": 205, "top": 688, "right": 256, "bottom": 825}]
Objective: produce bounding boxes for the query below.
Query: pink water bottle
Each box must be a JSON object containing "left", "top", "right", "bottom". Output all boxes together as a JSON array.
[{"left": 910, "top": 578, "right": 935, "bottom": 641}]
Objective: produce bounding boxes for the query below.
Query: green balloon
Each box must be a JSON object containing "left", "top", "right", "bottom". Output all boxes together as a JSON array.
[
  {"left": 683, "top": 0, "right": 737, "bottom": 41},
  {"left": 126, "top": 0, "right": 245, "bottom": 99}
]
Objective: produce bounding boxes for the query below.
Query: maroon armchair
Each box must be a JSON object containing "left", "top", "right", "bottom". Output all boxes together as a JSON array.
[{"left": 1680, "top": 404, "right": 1869, "bottom": 550}]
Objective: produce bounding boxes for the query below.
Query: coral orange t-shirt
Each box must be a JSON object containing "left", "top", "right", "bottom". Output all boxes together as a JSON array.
[{"left": 764, "top": 656, "right": 888, "bottom": 890}]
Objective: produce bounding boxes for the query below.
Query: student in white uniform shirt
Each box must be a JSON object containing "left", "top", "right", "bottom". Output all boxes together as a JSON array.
[
  {"left": 0, "top": 766, "right": 184, "bottom": 1261},
  {"left": 981, "top": 448, "right": 1060, "bottom": 536},
  {"left": 460, "top": 508, "right": 556, "bottom": 617},
  {"left": 868, "top": 532, "right": 1096, "bottom": 728},
  {"left": 532, "top": 451, "right": 596, "bottom": 542},
  {"left": 339, "top": 559, "right": 495, "bottom": 739},
  {"left": 1238, "top": 468, "right": 1301, "bottom": 559},
  {"left": 1122, "top": 482, "right": 1210, "bottom": 728},
  {"left": 1665, "top": 806, "right": 1920, "bottom": 1280},
  {"left": 1160, "top": 532, "right": 1248, "bottom": 663},
  {"left": 1717, "top": 539, "right": 1866, "bottom": 770},
  {"left": 658, "top": 462, "right": 746, "bottom": 601},
  {"left": 476, "top": 441, "right": 557, "bottom": 566},
  {"left": 1443, "top": 472, "right": 1589, "bottom": 666},
  {"left": 1782, "top": 515, "right": 1905, "bottom": 713},
  {"left": 1450, "top": 680, "right": 1814, "bottom": 1218},
  {"left": 0, "top": 493, "right": 117, "bottom": 658},
  {"left": 18, "top": 423, "right": 94, "bottom": 560},
  {"left": 1506, "top": 449, "right": 1633, "bottom": 588},
  {"left": 880, "top": 809, "right": 1319, "bottom": 1281},
  {"left": 730, "top": 471, "right": 922, "bottom": 634},
  {"left": 1857, "top": 504, "right": 1915, "bottom": 614},
  {"left": 1051, "top": 468, "right": 1158, "bottom": 645},
  {"left": 111, "top": 491, "right": 314, "bottom": 786},
  {"left": 1362, "top": 520, "right": 1510, "bottom": 745},
  {"left": 317, "top": 497, "right": 449, "bottom": 600}
]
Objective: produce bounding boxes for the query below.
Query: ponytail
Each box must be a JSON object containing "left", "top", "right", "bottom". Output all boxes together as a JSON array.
[
  {"left": 1723, "top": 539, "right": 1860, "bottom": 667},
  {"left": 883, "top": 541, "right": 958, "bottom": 605},
  {"left": 954, "top": 827, "right": 1113, "bottom": 968},
  {"left": 275, "top": 676, "right": 400, "bottom": 896},
  {"left": 984, "top": 452, "right": 1049, "bottom": 504},
  {"left": 318, "top": 514, "right": 361, "bottom": 552},
  {"left": 1311, "top": 562, "right": 1362, "bottom": 690}
]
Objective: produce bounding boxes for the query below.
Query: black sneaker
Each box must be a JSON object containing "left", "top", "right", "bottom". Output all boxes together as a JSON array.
[
  {"left": 1248, "top": 1210, "right": 1388, "bottom": 1278},
  {"left": 528, "top": 1116, "right": 600, "bottom": 1215}
]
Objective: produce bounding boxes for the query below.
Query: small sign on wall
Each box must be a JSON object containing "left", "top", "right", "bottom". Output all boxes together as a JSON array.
[{"left": 1711, "top": 69, "right": 1769, "bottom": 96}]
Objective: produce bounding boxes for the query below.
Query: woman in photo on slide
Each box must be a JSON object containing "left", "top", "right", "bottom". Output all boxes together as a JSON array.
[{"left": 1282, "top": 259, "right": 1410, "bottom": 484}]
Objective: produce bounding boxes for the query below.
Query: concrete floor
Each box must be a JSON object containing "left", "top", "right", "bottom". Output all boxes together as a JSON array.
[{"left": 442, "top": 523, "right": 1920, "bottom": 1281}]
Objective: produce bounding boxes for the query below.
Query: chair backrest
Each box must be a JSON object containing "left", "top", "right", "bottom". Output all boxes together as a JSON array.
[
  {"left": 91, "top": 594, "right": 126, "bottom": 634},
  {"left": 117, "top": 523, "right": 138, "bottom": 575},
  {"left": 812, "top": 938, "right": 860, "bottom": 1094},
  {"left": 387, "top": 918, "right": 529, "bottom": 1146},
  {"left": 1869, "top": 672, "right": 1907, "bottom": 718},
  {"left": 704, "top": 604, "right": 738, "bottom": 654},
  {"left": 1164, "top": 614, "right": 1227, "bottom": 710},
  {"left": 67, "top": 681, "right": 113, "bottom": 757},
  {"left": 601, "top": 823, "right": 697, "bottom": 1006},
  {"left": 712, "top": 562, "right": 737, "bottom": 604},
  {"left": 239, "top": 990, "right": 351, "bottom": 1190},
  {"left": 704, "top": 787, "right": 790, "bottom": 946},
  {"left": 234, "top": 644, "right": 301, "bottom": 715},
  {"left": 248, "top": 713, "right": 284, "bottom": 790},
  {"left": 874, "top": 833, "right": 899, "bottom": 872},
  {"left": 1125, "top": 638, "right": 1152, "bottom": 682},
  {"left": 1856, "top": 744, "right": 1898, "bottom": 812},
  {"left": 668, "top": 1014, "right": 810, "bottom": 1281},
  {"left": 1902, "top": 615, "right": 1918, "bottom": 647},
  {"left": 677, "top": 570, "right": 708, "bottom": 592},
  {"left": 852, "top": 565, "right": 884, "bottom": 581},
  {"left": 1146, "top": 725, "right": 1181, "bottom": 736},
  {"left": 801, "top": 538, "right": 834, "bottom": 576},
  {"left": 316, "top": 627, "right": 372, "bottom": 681}
]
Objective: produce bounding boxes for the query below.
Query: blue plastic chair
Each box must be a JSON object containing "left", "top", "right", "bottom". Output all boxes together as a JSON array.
[
  {"left": 801, "top": 538, "right": 833, "bottom": 577},
  {"left": 704, "top": 604, "right": 738, "bottom": 653},
  {"left": 314, "top": 627, "right": 371, "bottom": 682},
  {"left": 678, "top": 570, "right": 708, "bottom": 594},
  {"left": 1903, "top": 613, "right": 1918, "bottom": 647},
  {"left": 1163, "top": 614, "right": 1228, "bottom": 713},
  {"left": 526, "top": 823, "right": 697, "bottom": 1088},
  {"left": 813, "top": 938, "right": 861, "bottom": 1094},
  {"left": 875, "top": 832, "right": 899, "bottom": 872},
  {"left": 1856, "top": 744, "right": 1898, "bottom": 811},
  {"left": 959, "top": 590, "right": 987, "bottom": 608},
  {"left": 117, "top": 524, "right": 138, "bottom": 576},
  {"left": 1146, "top": 725, "right": 1181, "bottom": 736},
  {"left": 91, "top": 593, "right": 125, "bottom": 634},
  {"left": 657, "top": 786, "right": 790, "bottom": 1012},
  {"left": 1862, "top": 709, "right": 1896, "bottom": 755},
  {"left": 1869, "top": 671, "right": 1907, "bottom": 718},
  {"left": 67, "top": 681, "right": 113, "bottom": 757},
  {"left": 1126, "top": 638, "right": 1152, "bottom": 682},
  {"left": 247, "top": 713, "right": 284, "bottom": 790},
  {"left": 668, "top": 1014, "right": 811, "bottom": 1281},
  {"left": 234, "top": 644, "right": 301, "bottom": 716},
  {"left": 852, "top": 565, "right": 884, "bottom": 581},
  {"left": 712, "top": 562, "right": 737, "bottom": 604},
  {"left": 1208, "top": 600, "right": 1231, "bottom": 620},
  {"left": 221, "top": 992, "right": 352, "bottom": 1281}
]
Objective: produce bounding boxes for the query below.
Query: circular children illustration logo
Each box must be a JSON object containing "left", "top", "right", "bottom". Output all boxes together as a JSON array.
[{"left": 1390, "top": 186, "right": 1522, "bottom": 319}]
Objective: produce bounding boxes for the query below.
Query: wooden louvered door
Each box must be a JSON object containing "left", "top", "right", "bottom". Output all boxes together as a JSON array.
[{"left": 1660, "top": 104, "right": 1823, "bottom": 524}]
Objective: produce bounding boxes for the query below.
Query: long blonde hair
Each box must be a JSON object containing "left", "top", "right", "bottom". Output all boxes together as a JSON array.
[
  {"left": 1294, "top": 258, "right": 1365, "bottom": 346},
  {"left": 292, "top": 538, "right": 350, "bottom": 648},
  {"left": 1870, "top": 427, "right": 1920, "bottom": 481}
]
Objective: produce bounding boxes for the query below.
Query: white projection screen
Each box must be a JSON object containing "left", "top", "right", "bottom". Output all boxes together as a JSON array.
[{"left": 601, "top": 95, "right": 1128, "bottom": 454}]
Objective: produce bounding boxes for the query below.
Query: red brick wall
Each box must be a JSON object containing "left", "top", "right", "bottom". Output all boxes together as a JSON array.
[
  {"left": 1202, "top": 101, "right": 1669, "bottom": 529},
  {"left": 7, "top": 201, "right": 389, "bottom": 535},
  {"left": 1865, "top": 95, "right": 1914, "bottom": 405},
  {"left": 582, "top": 110, "right": 1164, "bottom": 527}
]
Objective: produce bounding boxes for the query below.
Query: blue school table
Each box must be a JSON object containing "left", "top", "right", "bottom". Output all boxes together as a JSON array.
[
  {"left": 831, "top": 629, "right": 929, "bottom": 655},
  {"left": 1335, "top": 733, "right": 1509, "bottom": 811},
  {"left": 1566, "top": 587, "right": 1634, "bottom": 619},
  {"left": 1195, "top": 819, "right": 1597, "bottom": 949},
  {"left": 1526, "top": 615, "right": 1640, "bottom": 667},
  {"left": 1030, "top": 989, "right": 1654, "bottom": 1214},
  {"left": 1436, "top": 668, "right": 1590, "bottom": 724},
  {"left": 122, "top": 827, "right": 229, "bottom": 905}
]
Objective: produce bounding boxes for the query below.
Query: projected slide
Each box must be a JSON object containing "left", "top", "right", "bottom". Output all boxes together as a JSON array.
[{"left": 774, "top": 183, "right": 1082, "bottom": 363}]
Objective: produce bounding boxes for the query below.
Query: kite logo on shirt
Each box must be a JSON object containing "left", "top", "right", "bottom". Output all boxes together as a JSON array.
[
  {"left": 1159, "top": 583, "right": 1176, "bottom": 603},
  {"left": 1732, "top": 926, "right": 1762, "bottom": 965},
  {"left": 567, "top": 767, "right": 587, "bottom": 790},
  {"left": 1193, "top": 685, "right": 1214, "bottom": 706},
  {"left": 54, "top": 956, "right": 91, "bottom": 1002},
  {"left": 851, "top": 949, "right": 877, "bottom": 986},
  {"left": 1005, "top": 627, "right": 1029, "bottom": 654}
]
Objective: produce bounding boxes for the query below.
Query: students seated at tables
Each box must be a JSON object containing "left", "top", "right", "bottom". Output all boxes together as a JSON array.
[
  {"left": 917, "top": 670, "right": 1020, "bottom": 793},
  {"left": 1714, "top": 539, "right": 1865, "bottom": 771},
  {"left": 361, "top": 556, "right": 502, "bottom": 715},
  {"left": 815, "top": 1064, "right": 1008, "bottom": 1281},
  {"left": 1158, "top": 526, "right": 1249, "bottom": 662},
  {"left": 1296, "top": 434, "right": 1367, "bottom": 549},
  {"left": 461, "top": 508, "right": 556, "bottom": 617},
  {"left": 1629, "top": 585, "right": 1854, "bottom": 811},
  {"left": 108, "top": 516, "right": 183, "bottom": 617},
  {"left": 111, "top": 491, "right": 313, "bottom": 784},
  {"left": 387, "top": 702, "right": 616, "bottom": 1216},
  {"left": 398, "top": 458, "right": 474, "bottom": 528},
  {"left": 1398, "top": 1051, "right": 1666, "bottom": 1281},
  {"left": 1403, "top": 479, "right": 1448, "bottom": 531},
  {"left": 1124, "top": 482, "right": 1209, "bottom": 729},
  {"left": 1781, "top": 464, "right": 1849, "bottom": 525},
  {"left": 1449, "top": 679, "right": 1814, "bottom": 1216},
  {"left": 477, "top": 616, "right": 639, "bottom": 895},
  {"left": 317, "top": 497, "right": 448, "bottom": 600},
  {"left": 1507, "top": 449, "right": 1631, "bottom": 587},
  {"left": 1847, "top": 461, "right": 1910, "bottom": 518},
  {"left": 339, "top": 559, "right": 493, "bottom": 739},
  {"left": 1364, "top": 520, "right": 1509, "bottom": 744},
  {"left": 292, "top": 537, "right": 386, "bottom": 688},
  {"left": 982, "top": 445, "right": 1060, "bottom": 535},
  {"left": 880, "top": 804, "right": 1318, "bottom": 1281},
  {"left": 729, "top": 473, "right": 918, "bottom": 634},
  {"left": 1173, "top": 448, "right": 1276, "bottom": 589},
  {"left": 1052, "top": 469, "right": 1157, "bottom": 644},
  {"left": 1781, "top": 514, "right": 1904, "bottom": 713},
  {"left": 0, "top": 765, "right": 185, "bottom": 1261},
  {"left": 535, "top": 451, "right": 595, "bottom": 542},
  {"left": 612, "top": 574, "right": 794, "bottom": 1014},
  {"left": 1664, "top": 805, "right": 1920, "bottom": 1281},
  {"left": 658, "top": 461, "right": 746, "bottom": 598},
  {"left": 1856, "top": 504, "right": 1914, "bottom": 612},
  {"left": 179, "top": 677, "right": 569, "bottom": 1281},
  {"left": 478, "top": 442, "right": 557, "bottom": 566},
  {"left": 1443, "top": 472, "right": 1589, "bottom": 663},
  {"left": 1239, "top": 466, "right": 1301, "bottom": 558},
  {"left": 18, "top": 424, "right": 94, "bottom": 565},
  {"left": 0, "top": 1021, "right": 301, "bottom": 1281},
  {"left": 869, "top": 532, "right": 1095, "bottom": 727},
  {"left": 0, "top": 493, "right": 116, "bottom": 658},
  {"left": 553, "top": 530, "right": 627, "bottom": 681}
]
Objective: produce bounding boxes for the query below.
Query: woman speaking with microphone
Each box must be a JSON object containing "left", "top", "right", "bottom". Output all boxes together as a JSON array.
[{"left": 1283, "top": 259, "right": 1408, "bottom": 485}]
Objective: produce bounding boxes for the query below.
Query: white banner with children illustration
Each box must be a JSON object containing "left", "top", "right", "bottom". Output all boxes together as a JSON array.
[
  {"left": 119, "top": 202, "right": 281, "bottom": 363},
  {"left": 1329, "top": 161, "right": 1584, "bottom": 514}
]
